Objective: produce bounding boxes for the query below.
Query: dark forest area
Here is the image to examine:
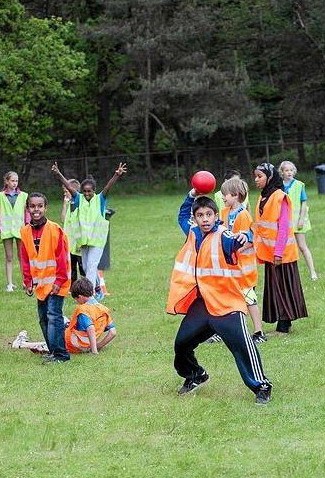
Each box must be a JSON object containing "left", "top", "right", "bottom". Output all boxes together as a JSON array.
[{"left": 1, "top": 0, "right": 325, "bottom": 187}]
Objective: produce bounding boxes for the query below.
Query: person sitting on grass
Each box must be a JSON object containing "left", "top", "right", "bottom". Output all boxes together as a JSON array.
[{"left": 12, "top": 278, "right": 116, "bottom": 355}]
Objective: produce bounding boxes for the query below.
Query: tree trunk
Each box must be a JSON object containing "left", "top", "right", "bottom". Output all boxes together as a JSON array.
[{"left": 296, "top": 125, "right": 306, "bottom": 166}]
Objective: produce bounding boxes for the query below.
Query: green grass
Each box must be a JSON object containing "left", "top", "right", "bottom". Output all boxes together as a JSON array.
[{"left": 0, "top": 189, "right": 324, "bottom": 477}]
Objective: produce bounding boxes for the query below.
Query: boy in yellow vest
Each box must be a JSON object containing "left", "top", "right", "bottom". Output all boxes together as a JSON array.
[{"left": 167, "top": 189, "right": 272, "bottom": 404}]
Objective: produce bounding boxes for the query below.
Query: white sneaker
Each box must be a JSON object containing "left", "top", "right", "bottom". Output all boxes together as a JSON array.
[
  {"left": 6, "top": 283, "right": 16, "bottom": 292},
  {"left": 12, "top": 330, "right": 29, "bottom": 348},
  {"left": 30, "top": 343, "right": 49, "bottom": 354}
]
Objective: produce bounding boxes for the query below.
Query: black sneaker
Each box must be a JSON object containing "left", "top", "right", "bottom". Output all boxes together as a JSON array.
[
  {"left": 178, "top": 371, "right": 210, "bottom": 396},
  {"left": 42, "top": 355, "right": 69, "bottom": 365},
  {"left": 255, "top": 384, "right": 272, "bottom": 405},
  {"left": 252, "top": 331, "right": 267, "bottom": 344}
]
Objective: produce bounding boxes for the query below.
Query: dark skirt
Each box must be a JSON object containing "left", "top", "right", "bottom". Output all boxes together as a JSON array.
[{"left": 262, "top": 261, "right": 308, "bottom": 324}]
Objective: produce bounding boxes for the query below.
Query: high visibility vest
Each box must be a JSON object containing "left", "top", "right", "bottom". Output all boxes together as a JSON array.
[
  {"left": 286, "top": 179, "right": 311, "bottom": 233},
  {"left": 63, "top": 204, "right": 81, "bottom": 255},
  {"left": 65, "top": 302, "right": 112, "bottom": 353},
  {"left": 166, "top": 227, "right": 247, "bottom": 316},
  {"left": 254, "top": 190, "right": 298, "bottom": 263},
  {"left": 20, "top": 221, "right": 71, "bottom": 300},
  {"left": 221, "top": 207, "right": 257, "bottom": 289},
  {"left": 72, "top": 194, "right": 109, "bottom": 248},
  {"left": 0, "top": 191, "right": 28, "bottom": 240}
]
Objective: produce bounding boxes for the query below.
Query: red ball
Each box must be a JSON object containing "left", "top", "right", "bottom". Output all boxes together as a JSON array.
[{"left": 191, "top": 170, "right": 217, "bottom": 194}]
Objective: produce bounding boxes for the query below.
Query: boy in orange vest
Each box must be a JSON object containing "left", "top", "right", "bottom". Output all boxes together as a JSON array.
[
  {"left": 220, "top": 177, "right": 266, "bottom": 344},
  {"left": 167, "top": 189, "right": 272, "bottom": 404},
  {"left": 20, "top": 192, "right": 71, "bottom": 364},
  {"left": 12, "top": 278, "right": 116, "bottom": 354}
]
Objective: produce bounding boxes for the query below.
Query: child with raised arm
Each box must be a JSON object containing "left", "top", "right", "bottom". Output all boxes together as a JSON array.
[
  {"left": 167, "top": 189, "right": 272, "bottom": 404},
  {"left": 0, "top": 171, "right": 29, "bottom": 291},
  {"left": 60, "top": 178, "right": 85, "bottom": 287},
  {"left": 279, "top": 160, "right": 317, "bottom": 280},
  {"left": 51, "top": 162, "right": 127, "bottom": 290},
  {"left": 220, "top": 177, "right": 266, "bottom": 343},
  {"left": 12, "top": 277, "right": 116, "bottom": 354},
  {"left": 20, "top": 192, "right": 71, "bottom": 364}
]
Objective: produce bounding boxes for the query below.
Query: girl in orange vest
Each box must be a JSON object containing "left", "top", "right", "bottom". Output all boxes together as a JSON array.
[
  {"left": 20, "top": 192, "right": 71, "bottom": 364},
  {"left": 167, "top": 189, "right": 272, "bottom": 404},
  {"left": 254, "top": 163, "right": 308, "bottom": 334},
  {"left": 220, "top": 177, "right": 266, "bottom": 344}
]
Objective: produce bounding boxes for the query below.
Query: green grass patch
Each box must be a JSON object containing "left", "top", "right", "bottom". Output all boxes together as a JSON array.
[{"left": 0, "top": 189, "right": 324, "bottom": 477}]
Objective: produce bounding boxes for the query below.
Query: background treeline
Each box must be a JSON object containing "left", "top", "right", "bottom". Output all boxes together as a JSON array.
[{"left": 1, "top": 0, "right": 325, "bottom": 187}]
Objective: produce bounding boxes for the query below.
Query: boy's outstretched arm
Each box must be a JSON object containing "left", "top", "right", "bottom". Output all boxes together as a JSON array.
[
  {"left": 178, "top": 189, "right": 197, "bottom": 235},
  {"left": 87, "top": 325, "right": 99, "bottom": 354},
  {"left": 101, "top": 163, "right": 127, "bottom": 198},
  {"left": 51, "top": 162, "right": 78, "bottom": 196}
]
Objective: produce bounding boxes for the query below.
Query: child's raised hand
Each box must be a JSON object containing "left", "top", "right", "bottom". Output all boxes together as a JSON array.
[
  {"left": 115, "top": 162, "right": 127, "bottom": 176},
  {"left": 51, "top": 162, "right": 60, "bottom": 175}
]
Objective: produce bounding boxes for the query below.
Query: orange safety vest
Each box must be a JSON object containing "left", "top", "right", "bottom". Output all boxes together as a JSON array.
[
  {"left": 254, "top": 190, "right": 298, "bottom": 263},
  {"left": 20, "top": 221, "right": 71, "bottom": 300},
  {"left": 65, "top": 302, "right": 112, "bottom": 353},
  {"left": 221, "top": 207, "right": 257, "bottom": 289},
  {"left": 166, "top": 227, "right": 247, "bottom": 316}
]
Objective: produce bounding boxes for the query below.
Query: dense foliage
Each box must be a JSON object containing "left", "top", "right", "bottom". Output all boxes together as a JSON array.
[{"left": 1, "top": 0, "right": 325, "bottom": 179}]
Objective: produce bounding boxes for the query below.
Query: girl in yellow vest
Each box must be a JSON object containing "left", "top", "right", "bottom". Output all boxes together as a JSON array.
[
  {"left": 167, "top": 189, "right": 272, "bottom": 404},
  {"left": 12, "top": 278, "right": 116, "bottom": 354},
  {"left": 51, "top": 162, "right": 127, "bottom": 291},
  {"left": 220, "top": 177, "right": 266, "bottom": 344},
  {"left": 278, "top": 160, "right": 317, "bottom": 280},
  {"left": 254, "top": 162, "right": 308, "bottom": 334},
  {"left": 0, "top": 171, "right": 29, "bottom": 292}
]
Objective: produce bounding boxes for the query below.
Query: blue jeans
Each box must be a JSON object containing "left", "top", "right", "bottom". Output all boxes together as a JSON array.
[{"left": 37, "top": 295, "right": 70, "bottom": 361}]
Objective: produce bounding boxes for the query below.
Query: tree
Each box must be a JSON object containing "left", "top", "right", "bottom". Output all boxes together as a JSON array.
[{"left": 0, "top": 0, "right": 88, "bottom": 157}]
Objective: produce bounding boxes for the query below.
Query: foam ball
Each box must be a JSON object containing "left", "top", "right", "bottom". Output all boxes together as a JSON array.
[{"left": 191, "top": 170, "right": 217, "bottom": 194}]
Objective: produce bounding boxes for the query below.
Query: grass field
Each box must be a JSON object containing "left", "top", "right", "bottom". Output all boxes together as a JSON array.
[{"left": 0, "top": 188, "right": 324, "bottom": 478}]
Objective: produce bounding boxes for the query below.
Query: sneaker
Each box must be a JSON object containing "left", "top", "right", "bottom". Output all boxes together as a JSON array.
[
  {"left": 94, "top": 290, "right": 104, "bottom": 302},
  {"left": 42, "top": 355, "right": 67, "bottom": 364},
  {"left": 6, "top": 283, "right": 15, "bottom": 292},
  {"left": 205, "top": 334, "right": 222, "bottom": 344},
  {"left": 30, "top": 343, "right": 49, "bottom": 354},
  {"left": 255, "top": 384, "right": 272, "bottom": 405},
  {"left": 178, "top": 371, "right": 210, "bottom": 396},
  {"left": 252, "top": 331, "right": 267, "bottom": 344},
  {"left": 12, "top": 330, "right": 29, "bottom": 348},
  {"left": 311, "top": 273, "right": 318, "bottom": 281}
]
